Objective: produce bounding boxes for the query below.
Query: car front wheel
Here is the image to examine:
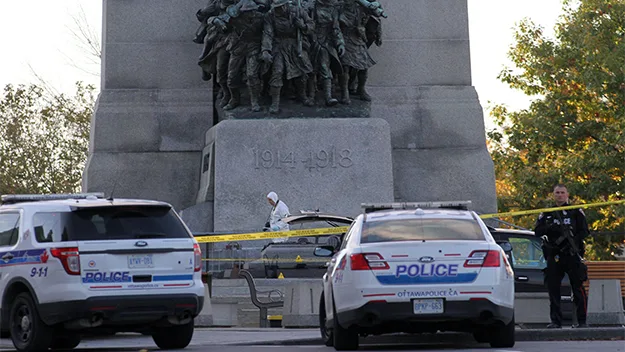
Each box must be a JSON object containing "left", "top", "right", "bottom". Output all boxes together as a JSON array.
[
  {"left": 152, "top": 321, "right": 194, "bottom": 350},
  {"left": 9, "top": 292, "right": 54, "bottom": 352}
]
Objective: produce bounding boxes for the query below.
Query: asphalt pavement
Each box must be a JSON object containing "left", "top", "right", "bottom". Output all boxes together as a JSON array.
[{"left": 0, "top": 326, "right": 622, "bottom": 351}]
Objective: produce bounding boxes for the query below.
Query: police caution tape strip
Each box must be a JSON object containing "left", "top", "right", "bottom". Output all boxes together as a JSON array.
[
  {"left": 479, "top": 199, "right": 625, "bottom": 219},
  {"left": 194, "top": 226, "right": 349, "bottom": 243},
  {"left": 193, "top": 199, "right": 624, "bottom": 243}
]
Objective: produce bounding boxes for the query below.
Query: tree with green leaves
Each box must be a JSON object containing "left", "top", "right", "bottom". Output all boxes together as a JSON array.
[
  {"left": 488, "top": 0, "right": 624, "bottom": 260},
  {"left": 0, "top": 82, "right": 95, "bottom": 195}
]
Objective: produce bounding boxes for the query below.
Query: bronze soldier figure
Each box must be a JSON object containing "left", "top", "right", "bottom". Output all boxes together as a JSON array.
[
  {"left": 310, "top": 0, "right": 345, "bottom": 106},
  {"left": 261, "top": 0, "right": 315, "bottom": 113},
  {"left": 195, "top": 0, "right": 237, "bottom": 107},
  {"left": 214, "top": 0, "right": 270, "bottom": 112},
  {"left": 301, "top": 0, "right": 318, "bottom": 102},
  {"left": 338, "top": 0, "right": 385, "bottom": 104},
  {"left": 194, "top": 0, "right": 221, "bottom": 82}
]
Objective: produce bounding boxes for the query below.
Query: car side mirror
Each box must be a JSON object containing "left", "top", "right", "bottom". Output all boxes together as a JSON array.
[{"left": 314, "top": 245, "right": 334, "bottom": 257}]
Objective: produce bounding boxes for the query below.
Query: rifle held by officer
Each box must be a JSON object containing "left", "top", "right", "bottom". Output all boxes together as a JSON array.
[{"left": 553, "top": 210, "right": 588, "bottom": 281}]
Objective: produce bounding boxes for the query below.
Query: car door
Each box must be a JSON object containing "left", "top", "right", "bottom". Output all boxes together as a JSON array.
[
  {"left": 323, "top": 220, "right": 357, "bottom": 322},
  {"left": 500, "top": 232, "right": 574, "bottom": 322},
  {"left": 0, "top": 211, "right": 22, "bottom": 291},
  {"left": 504, "top": 234, "right": 548, "bottom": 292}
]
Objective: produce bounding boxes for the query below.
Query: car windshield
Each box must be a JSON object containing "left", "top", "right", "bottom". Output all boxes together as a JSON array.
[
  {"left": 32, "top": 206, "right": 191, "bottom": 242},
  {"left": 361, "top": 218, "right": 485, "bottom": 243}
]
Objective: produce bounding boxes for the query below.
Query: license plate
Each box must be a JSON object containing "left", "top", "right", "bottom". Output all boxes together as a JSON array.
[
  {"left": 412, "top": 299, "right": 444, "bottom": 314},
  {"left": 128, "top": 254, "right": 154, "bottom": 268}
]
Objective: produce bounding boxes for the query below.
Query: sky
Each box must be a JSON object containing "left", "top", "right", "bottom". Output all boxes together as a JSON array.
[{"left": 0, "top": 0, "right": 566, "bottom": 129}]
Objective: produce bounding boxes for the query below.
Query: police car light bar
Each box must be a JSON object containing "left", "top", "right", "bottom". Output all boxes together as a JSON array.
[
  {"left": 361, "top": 201, "right": 472, "bottom": 213},
  {"left": 1, "top": 193, "right": 106, "bottom": 204}
]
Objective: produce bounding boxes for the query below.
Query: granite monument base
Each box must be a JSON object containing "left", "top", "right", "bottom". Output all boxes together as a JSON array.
[
  {"left": 83, "top": 89, "right": 213, "bottom": 211},
  {"left": 191, "top": 118, "right": 395, "bottom": 233},
  {"left": 369, "top": 85, "right": 498, "bottom": 214}
]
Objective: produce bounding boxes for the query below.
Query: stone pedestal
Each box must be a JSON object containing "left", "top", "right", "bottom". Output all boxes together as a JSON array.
[
  {"left": 196, "top": 118, "right": 394, "bottom": 232},
  {"left": 85, "top": 0, "right": 497, "bottom": 233}
]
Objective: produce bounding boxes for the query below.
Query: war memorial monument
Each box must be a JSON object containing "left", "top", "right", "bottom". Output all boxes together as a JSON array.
[{"left": 83, "top": 0, "right": 497, "bottom": 234}]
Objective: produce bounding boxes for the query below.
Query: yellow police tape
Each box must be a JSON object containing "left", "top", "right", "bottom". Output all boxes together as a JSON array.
[
  {"left": 479, "top": 199, "right": 625, "bottom": 219},
  {"left": 194, "top": 226, "right": 349, "bottom": 243},
  {"left": 194, "top": 199, "right": 624, "bottom": 243}
]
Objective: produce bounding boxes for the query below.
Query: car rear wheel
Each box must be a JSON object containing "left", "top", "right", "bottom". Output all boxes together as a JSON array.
[
  {"left": 332, "top": 303, "right": 358, "bottom": 351},
  {"left": 152, "top": 321, "right": 194, "bottom": 350},
  {"left": 9, "top": 292, "right": 54, "bottom": 352},
  {"left": 319, "top": 295, "right": 333, "bottom": 346},
  {"left": 489, "top": 315, "right": 515, "bottom": 348}
]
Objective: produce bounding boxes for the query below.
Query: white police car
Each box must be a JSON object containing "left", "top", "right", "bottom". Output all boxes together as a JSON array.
[
  {"left": 0, "top": 193, "right": 205, "bottom": 352},
  {"left": 315, "top": 201, "right": 515, "bottom": 350}
]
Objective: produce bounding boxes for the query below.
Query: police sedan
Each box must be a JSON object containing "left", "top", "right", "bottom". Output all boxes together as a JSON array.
[{"left": 315, "top": 202, "right": 515, "bottom": 350}]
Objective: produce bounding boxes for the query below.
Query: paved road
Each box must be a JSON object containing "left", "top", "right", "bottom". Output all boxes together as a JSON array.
[
  {"left": 0, "top": 329, "right": 622, "bottom": 352},
  {"left": 204, "top": 342, "right": 624, "bottom": 352}
]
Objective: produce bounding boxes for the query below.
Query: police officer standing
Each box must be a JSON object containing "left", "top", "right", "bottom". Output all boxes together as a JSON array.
[{"left": 535, "top": 184, "right": 590, "bottom": 328}]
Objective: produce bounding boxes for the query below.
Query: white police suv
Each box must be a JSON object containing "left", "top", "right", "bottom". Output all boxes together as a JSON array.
[
  {"left": 315, "top": 201, "right": 515, "bottom": 350},
  {"left": 0, "top": 193, "right": 205, "bottom": 352}
]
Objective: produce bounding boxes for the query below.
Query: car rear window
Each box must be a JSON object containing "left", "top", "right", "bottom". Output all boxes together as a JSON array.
[
  {"left": 361, "top": 218, "right": 485, "bottom": 243},
  {"left": 32, "top": 206, "right": 191, "bottom": 242}
]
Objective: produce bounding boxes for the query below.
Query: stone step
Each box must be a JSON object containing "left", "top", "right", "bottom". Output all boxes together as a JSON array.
[
  {"left": 210, "top": 293, "right": 285, "bottom": 327},
  {"left": 212, "top": 286, "right": 286, "bottom": 298},
  {"left": 211, "top": 278, "right": 321, "bottom": 287}
]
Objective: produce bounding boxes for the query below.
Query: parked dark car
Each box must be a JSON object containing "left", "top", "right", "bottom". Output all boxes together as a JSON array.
[
  {"left": 489, "top": 227, "right": 574, "bottom": 323},
  {"left": 248, "top": 212, "right": 353, "bottom": 278}
]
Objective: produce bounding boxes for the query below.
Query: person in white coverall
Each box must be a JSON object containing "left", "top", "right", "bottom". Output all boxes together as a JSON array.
[{"left": 265, "top": 191, "right": 290, "bottom": 242}]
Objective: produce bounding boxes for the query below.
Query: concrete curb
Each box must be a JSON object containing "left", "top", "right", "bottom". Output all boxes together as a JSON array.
[{"left": 238, "top": 327, "right": 625, "bottom": 345}]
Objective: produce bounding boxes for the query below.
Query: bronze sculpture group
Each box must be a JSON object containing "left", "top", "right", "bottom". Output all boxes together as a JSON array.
[{"left": 194, "top": 0, "right": 386, "bottom": 113}]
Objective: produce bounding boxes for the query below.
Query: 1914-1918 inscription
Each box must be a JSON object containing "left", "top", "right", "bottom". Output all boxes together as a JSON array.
[{"left": 253, "top": 146, "right": 353, "bottom": 170}]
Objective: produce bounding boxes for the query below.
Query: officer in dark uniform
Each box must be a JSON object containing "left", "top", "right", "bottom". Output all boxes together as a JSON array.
[{"left": 534, "top": 184, "right": 590, "bottom": 328}]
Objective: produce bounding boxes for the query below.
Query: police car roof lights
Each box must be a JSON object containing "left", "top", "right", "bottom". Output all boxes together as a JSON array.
[
  {"left": 361, "top": 201, "right": 472, "bottom": 213},
  {"left": 1, "top": 192, "right": 106, "bottom": 204}
]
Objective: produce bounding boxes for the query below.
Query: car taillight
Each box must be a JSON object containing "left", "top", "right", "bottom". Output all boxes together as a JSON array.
[
  {"left": 464, "top": 250, "right": 501, "bottom": 268},
  {"left": 50, "top": 247, "right": 80, "bottom": 275},
  {"left": 350, "top": 253, "right": 389, "bottom": 270},
  {"left": 193, "top": 243, "right": 202, "bottom": 272}
]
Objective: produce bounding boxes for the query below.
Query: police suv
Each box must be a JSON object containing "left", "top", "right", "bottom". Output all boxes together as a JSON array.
[
  {"left": 0, "top": 193, "right": 205, "bottom": 352},
  {"left": 315, "top": 201, "right": 515, "bottom": 350}
]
